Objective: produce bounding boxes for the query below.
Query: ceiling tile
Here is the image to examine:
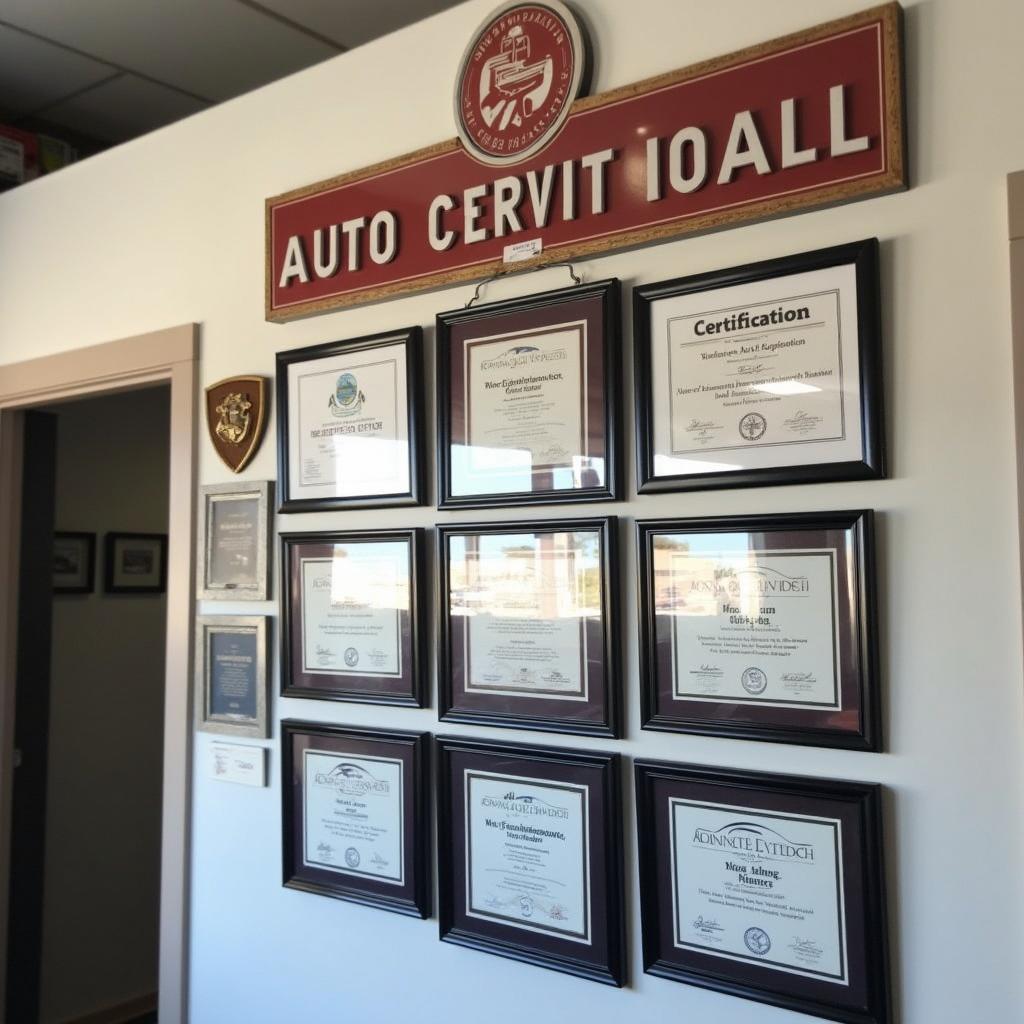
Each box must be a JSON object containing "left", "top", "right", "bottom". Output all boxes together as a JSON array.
[
  {"left": 42, "top": 73, "right": 209, "bottom": 143},
  {"left": 258, "top": 0, "right": 464, "bottom": 50},
  {"left": 0, "top": 23, "right": 114, "bottom": 116},
  {"left": 0, "top": 0, "right": 339, "bottom": 102}
]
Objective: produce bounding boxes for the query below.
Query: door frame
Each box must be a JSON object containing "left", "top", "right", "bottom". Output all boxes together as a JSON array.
[{"left": 0, "top": 324, "right": 198, "bottom": 1024}]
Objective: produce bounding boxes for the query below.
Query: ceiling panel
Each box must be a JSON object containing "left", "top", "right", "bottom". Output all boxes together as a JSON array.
[
  {"left": 256, "top": 0, "right": 464, "bottom": 50},
  {"left": 0, "top": 0, "right": 340, "bottom": 102},
  {"left": 0, "top": 23, "right": 114, "bottom": 116},
  {"left": 42, "top": 73, "right": 210, "bottom": 143}
]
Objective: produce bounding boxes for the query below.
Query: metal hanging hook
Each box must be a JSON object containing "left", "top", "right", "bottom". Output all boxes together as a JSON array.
[{"left": 465, "top": 262, "right": 583, "bottom": 307}]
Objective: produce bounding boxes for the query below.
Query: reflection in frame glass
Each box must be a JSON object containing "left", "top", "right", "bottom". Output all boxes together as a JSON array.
[
  {"left": 437, "top": 280, "right": 621, "bottom": 509},
  {"left": 280, "top": 528, "right": 425, "bottom": 707},
  {"left": 636, "top": 510, "right": 879, "bottom": 750},
  {"left": 635, "top": 760, "right": 891, "bottom": 1024},
  {"left": 195, "top": 615, "right": 269, "bottom": 738},
  {"left": 53, "top": 531, "right": 95, "bottom": 594},
  {"left": 436, "top": 735, "right": 625, "bottom": 986},
  {"left": 438, "top": 516, "right": 619, "bottom": 737},
  {"left": 282, "top": 721, "right": 430, "bottom": 918},
  {"left": 275, "top": 328, "right": 424, "bottom": 513},
  {"left": 634, "top": 239, "right": 884, "bottom": 493},
  {"left": 196, "top": 480, "right": 272, "bottom": 600}
]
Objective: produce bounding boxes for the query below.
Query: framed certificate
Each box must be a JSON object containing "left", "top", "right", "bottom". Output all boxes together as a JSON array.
[
  {"left": 196, "top": 480, "right": 272, "bottom": 600},
  {"left": 437, "top": 280, "right": 621, "bottom": 509},
  {"left": 634, "top": 239, "right": 884, "bottom": 492},
  {"left": 635, "top": 761, "right": 890, "bottom": 1024},
  {"left": 438, "top": 517, "right": 619, "bottom": 737},
  {"left": 436, "top": 736, "right": 625, "bottom": 986},
  {"left": 53, "top": 532, "right": 95, "bottom": 594},
  {"left": 637, "top": 511, "right": 879, "bottom": 750},
  {"left": 104, "top": 532, "right": 167, "bottom": 593},
  {"left": 276, "top": 328, "right": 424, "bottom": 513},
  {"left": 280, "top": 529, "right": 425, "bottom": 707},
  {"left": 282, "top": 721, "right": 430, "bottom": 918},
  {"left": 195, "top": 615, "right": 270, "bottom": 738}
]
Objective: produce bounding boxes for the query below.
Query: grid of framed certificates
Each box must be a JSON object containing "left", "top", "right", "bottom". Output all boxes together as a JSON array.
[{"left": 196, "top": 238, "right": 893, "bottom": 1023}]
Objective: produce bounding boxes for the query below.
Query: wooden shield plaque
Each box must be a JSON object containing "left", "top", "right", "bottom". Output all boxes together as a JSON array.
[{"left": 205, "top": 376, "right": 268, "bottom": 473}]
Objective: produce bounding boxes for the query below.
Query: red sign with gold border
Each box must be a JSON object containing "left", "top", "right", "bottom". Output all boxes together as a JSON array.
[{"left": 266, "top": 3, "right": 905, "bottom": 323}]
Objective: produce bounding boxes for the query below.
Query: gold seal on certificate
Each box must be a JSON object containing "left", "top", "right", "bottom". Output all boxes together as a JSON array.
[
  {"left": 635, "top": 762, "right": 891, "bottom": 1024},
  {"left": 439, "top": 518, "right": 619, "bottom": 737},
  {"left": 276, "top": 329, "right": 424, "bottom": 512},
  {"left": 637, "top": 512, "right": 879, "bottom": 749},
  {"left": 283, "top": 722, "right": 430, "bottom": 918},
  {"left": 281, "top": 529, "right": 425, "bottom": 707},
  {"left": 438, "top": 281, "right": 621, "bottom": 509},
  {"left": 635, "top": 239, "right": 884, "bottom": 492},
  {"left": 437, "top": 737, "right": 625, "bottom": 986}
]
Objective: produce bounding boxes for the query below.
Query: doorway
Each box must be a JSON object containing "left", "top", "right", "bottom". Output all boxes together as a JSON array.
[{"left": 0, "top": 325, "right": 197, "bottom": 1024}]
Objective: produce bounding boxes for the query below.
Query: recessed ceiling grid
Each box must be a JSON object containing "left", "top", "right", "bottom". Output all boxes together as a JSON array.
[{"left": 0, "top": 0, "right": 461, "bottom": 148}]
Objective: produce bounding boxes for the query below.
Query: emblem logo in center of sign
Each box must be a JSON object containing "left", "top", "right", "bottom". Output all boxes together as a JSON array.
[{"left": 455, "top": 1, "right": 590, "bottom": 166}]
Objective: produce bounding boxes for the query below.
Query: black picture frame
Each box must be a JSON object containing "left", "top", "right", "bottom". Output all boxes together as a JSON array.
[
  {"left": 436, "top": 735, "right": 625, "bottom": 986},
  {"left": 437, "top": 279, "right": 621, "bottom": 509},
  {"left": 634, "top": 238, "right": 884, "bottom": 493},
  {"left": 103, "top": 532, "right": 168, "bottom": 594},
  {"left": 437, "top": 516, "right": 619, "bottom": 737},
  {"left": 276, "top": 328, "right": 425, "bottom": 513},
  {"left": 282, "top": 721, "right": 430, "bottom": 919},
  {"left": 53, "top": 531, "right": 95, "bottom": 594},
  {"left": 635, "top": 760, "right": 890, "bottom": 1024},
  {"left": 636, "top": 510, "right": 880, "bottom": 750},
  {"left": 280, "top": 528, "right": 426, "bottom": 707}
]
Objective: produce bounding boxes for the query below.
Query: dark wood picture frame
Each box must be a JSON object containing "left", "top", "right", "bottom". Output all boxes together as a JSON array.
[
  {"left": 280, "top": 528, "right": 426, "bottom": 707},
  {"left": 53, "top": 531, "right": 95, "bottom": 594},
  {"left": 282, "top": 721, "right": 430, "bottom": 918},
  {"left": 637, "top": 510, "right": 880, "bottom": 750},
  {"left": 437, "top": 279, "right": 621, "bottom": 509},
  {"left": 635, "top": 760, "right": 890, "bottom": 1024},
  {"left": 436, "top": 735, "right": 625, "bottom": 986},
  {"left": 276, "top": 328, "right": 425, "bottom": 513},
  {"left": 634, "top": 238, "right": 885, "bottom": 493},
  {"left": 103, "top": 532, "right": 168, "bottom": 594},
  {"left": 437, "top": 516, "right": 619, "bottom": 737}
]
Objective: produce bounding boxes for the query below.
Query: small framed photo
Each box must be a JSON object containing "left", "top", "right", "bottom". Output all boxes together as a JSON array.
[
  {"left": 195, "top": 615, "right": 270, "bottom": 738},
  {"left": 636, "top": 510, "right": 879, "bottom": 750},
  {"left": 438, "top": 517, "right": 619, "bottom": 737},
  {"left": 282, "top": 721, "right": 430, "bottom": 918},
  {"left": 635, "top": 760, "right": 890, "bottom": 1024},
  {"left": 437, "top": 280, "right": 621, "bottom": 509},
  {"left": 280, "top": 529, "right": 425, "bottom": 707},
  {"left": 276, "top": 328, "right": 424, "bottom": 513},
  {"left": 53, "top": 532, "right": 95, "bottom": 594},
  {"left": 436, "top": 735, "right": 625, "bottom": 986},
  {"left": 104, "top": 532, "right": 167, "bottom": 594},
  {"left": 197, "top": 480, "right": 272, "bottom": 600},
  {"left": 634, "top": 239, "right": 884, "bottom": 492}
]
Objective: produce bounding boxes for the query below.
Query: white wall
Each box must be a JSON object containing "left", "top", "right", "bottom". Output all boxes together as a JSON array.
[
  {"left": 41, "top": 388, "right": 169, "bottom": 1023},
  {"left": 1, "top": 1, "right": 1023, "bottom": 1021}
]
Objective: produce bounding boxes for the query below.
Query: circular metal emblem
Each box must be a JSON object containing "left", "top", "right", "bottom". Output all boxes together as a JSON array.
[
  {"left": 741, "top": 667, "right": 768, "bottom": 695},
  {"left": 739, "top": 412, "right": 767, "bottom": 441},
  {"left": 345, "top": 847, "right": 361, "bottom": 868},
  {"left": 744, "top": 927, "right": 771, "bottom": 955},
  {"left": 344, "top": 647, "right": 359, "bottom": 667},
  {"left": 454, "top": 0, "right": 589, "bottom": 166}
]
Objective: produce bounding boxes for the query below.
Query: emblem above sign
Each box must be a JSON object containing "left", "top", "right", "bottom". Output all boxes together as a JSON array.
[
  {"left": 454, "top": 0, "right": 590, "bottom": 166},
  {"left": 205, "top": 376, "right": 269, "bottom": 474}
]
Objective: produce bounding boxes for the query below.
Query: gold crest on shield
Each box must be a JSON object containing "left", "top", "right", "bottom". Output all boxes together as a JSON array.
[{"left": 205, "top": 376, "right": 268, "bottom": 473}]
